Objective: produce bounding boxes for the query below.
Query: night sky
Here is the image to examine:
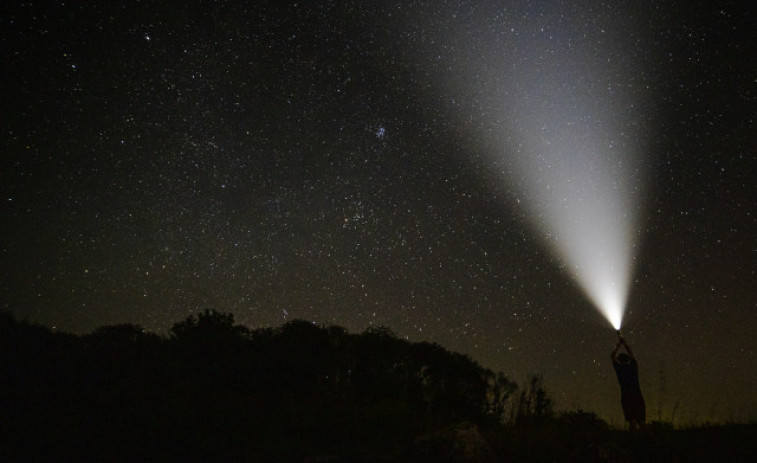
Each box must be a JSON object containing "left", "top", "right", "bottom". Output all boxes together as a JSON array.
[{"left": 2, "top": 1, "right": 754, "bottom": 424}]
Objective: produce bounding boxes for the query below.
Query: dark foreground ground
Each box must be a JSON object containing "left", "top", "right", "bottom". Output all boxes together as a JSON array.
[
  {"left": 2, "top": 312, "right": 754, "bottom": 462},
  {"left": 484, "top": 421, "right": 757, "bottom": 463},
  {"left": 2, "top": 419, "right": 755, "bottom": 462}
]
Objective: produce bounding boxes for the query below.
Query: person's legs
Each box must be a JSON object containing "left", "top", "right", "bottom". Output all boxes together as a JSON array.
[{"left": 622, "top": 392, "right": 646, "bottom": 429}]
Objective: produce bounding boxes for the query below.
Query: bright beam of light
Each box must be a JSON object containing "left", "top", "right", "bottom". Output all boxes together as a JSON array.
[
  {"left": 511, "top": 131, "right": 638, "bottom": 331},
  {"left": 507, "top": 127, "right": 641, "bottom": 330},
  {"left": 493, "top": 7, "right": 647, "bottom": 330},
  {"left": 412, "top": 1, "right": 649, "bottom": 328}
]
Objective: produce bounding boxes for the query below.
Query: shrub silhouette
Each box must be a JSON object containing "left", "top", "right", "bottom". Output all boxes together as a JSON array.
[
  {"left": 7, "top": 310, "right": 751, "bottom": 461},
  {"left": 2, "top": 311, "right": 520, "bottom": 460}
]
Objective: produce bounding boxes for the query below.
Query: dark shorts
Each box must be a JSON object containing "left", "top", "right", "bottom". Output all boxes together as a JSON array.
[{"left": 621, "top": 390, "right": 646, "bottom": 424}]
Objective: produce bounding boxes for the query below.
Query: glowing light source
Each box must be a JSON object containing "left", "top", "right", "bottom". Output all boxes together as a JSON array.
[
  {"left": 508, "top": 131, "right": 640, "bottom": 330},
  {"left": 483, "top": 6, "right": 646, "bottom": 330},
  {"left": 492, "top": 20, "right": 646, "bottom": 331},
  {"left": 426, "top": 2, "right": 648, "bottom": 329}
]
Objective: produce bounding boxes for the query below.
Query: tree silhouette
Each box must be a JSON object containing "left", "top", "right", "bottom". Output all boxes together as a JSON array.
[
  {"left": 486, "top": 370, "right": 518, "bottom": 423},
  {"left": 514, "top": 374, "right": 554, "bottom": 424},
  {"left": 0, "top": 310, "right": 563, "bottom": 461},
  {"left": 170, "top": 309, "right": 249, "bottom": 342}
]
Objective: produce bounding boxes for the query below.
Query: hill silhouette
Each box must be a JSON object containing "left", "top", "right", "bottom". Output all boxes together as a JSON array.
[{"left": 1, "top": 310, "right": 754, "bottom": 462}]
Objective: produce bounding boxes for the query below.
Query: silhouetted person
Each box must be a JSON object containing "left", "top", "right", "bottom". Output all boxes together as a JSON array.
[{"left": 611, "top": 332, "right": 646, "bottom": 429}]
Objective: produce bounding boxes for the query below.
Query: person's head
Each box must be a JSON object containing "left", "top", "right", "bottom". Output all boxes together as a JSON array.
[{"left": 617, "top": 353, "right": 630, "bottom": 364}]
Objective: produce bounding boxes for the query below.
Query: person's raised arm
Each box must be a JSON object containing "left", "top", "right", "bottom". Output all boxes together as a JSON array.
[
  {"left": 623, "top": 337, "right": 636, "bottom": 360},
  {"left": 611, "top": 338, "right": 622, "bottom": 362}
]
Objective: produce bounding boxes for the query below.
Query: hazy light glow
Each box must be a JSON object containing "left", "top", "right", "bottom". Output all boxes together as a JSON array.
[
  {"left": 433, "top": 3, "right": 649, "bottom": 330},
  {"left": 509, "top": 126, "right": 639, "bottom": 330},
  {"left": 515, "top": 135, "right": 637, "bottom": 331},
  {"left": 494, "top": 12, "right": 646, "bottom": 330},
  {"left": 429, "top": 2, "right": 647, "bottom": 329}
]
